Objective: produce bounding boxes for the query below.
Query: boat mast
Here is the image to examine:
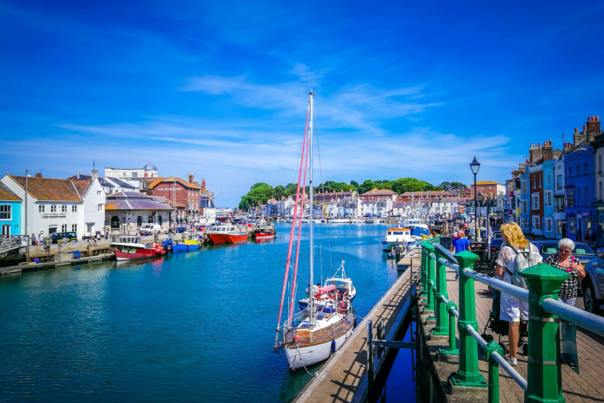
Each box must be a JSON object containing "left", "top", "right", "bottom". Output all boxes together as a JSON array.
[{"left": 308, "top": 89, "right": 315, "bottom": 324}]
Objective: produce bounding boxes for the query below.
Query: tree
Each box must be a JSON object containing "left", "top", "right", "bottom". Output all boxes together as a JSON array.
[
  {"left": 273, "top": 185, "right": 286, "bottom": 200},
  {"left": 250, "top": 182, "right": 270, "bottom": 191},
  {"left": 450, "top": 181, "right": 468, "bottom": 191},
  {"left": 440, "top": 181, "right": 452, "bottom": 191},
  {"left": 350, "top": 180, "right": 359, "bottom": 188},
  {"left": 357, "top": 179, "right": 375, "bottom": 194}
]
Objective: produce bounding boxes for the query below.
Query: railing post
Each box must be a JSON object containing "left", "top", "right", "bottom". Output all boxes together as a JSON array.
[
  {"left": 485, "top": 341, "right": 504, "bottom": 403},
  {"left": 450, "top": 251, "right": 486, "bottom": 387},
  {"left": 420, "top": 243, "right": 428, "bottom": 297},
  {"left": 424, "top": 243, "right": 436, "bottom": 312},
  {"left": 432, "top": 246, "right": 449, "bottom": 336},
  {"left": 367, "top": 319, "right": 374, "bottom": 400},
  {"left": 439, "top": 301, "right": 459, "bottom": 355},
  {"left": 520, "top": 263, "right": 569, "bottom": 403}
]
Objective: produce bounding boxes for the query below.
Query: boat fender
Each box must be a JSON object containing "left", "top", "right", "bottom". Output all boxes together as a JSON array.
[
  {"left": 354, "top": 318, "right": 357, "bottom": 328},
  {"left": 330, "top": 339, "right": 336, "bottom": 355}
]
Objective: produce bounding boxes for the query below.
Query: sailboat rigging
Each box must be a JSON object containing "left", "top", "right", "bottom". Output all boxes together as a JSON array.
[{"left": 274, "top": 90, "right": 355, "bottom": 370}]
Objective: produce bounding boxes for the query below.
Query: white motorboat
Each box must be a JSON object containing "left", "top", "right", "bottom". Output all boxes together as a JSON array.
[
  {"left": 328, "top": 218, "right": 348, "bottom": 224},
  {"left": 274, "top": 90, "right": 355, "bottom": 371},
  {"left": 381, "top": 227, "right": 417, "bottom": 251}
]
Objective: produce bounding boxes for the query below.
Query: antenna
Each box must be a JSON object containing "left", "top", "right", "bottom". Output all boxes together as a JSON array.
[
  {"left": 93, "top": 160, "right": 96, "bottom": 171},
  {"left": 560, "top": 133, "right": 565, "bottom": 148}
]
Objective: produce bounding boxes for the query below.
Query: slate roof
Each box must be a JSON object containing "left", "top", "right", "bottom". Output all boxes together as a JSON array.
[
  {"left": 10, "top": 176, "right": 82, "bottom": 202},
  {"left": 148, "top": 176, "right": 201, "bottom": 190},
  {"left": 107, "top": 177, "right": 136, "bottom": 189},
  {"left": 105, "top": 192, "right": 173, "bottom": 211},
  {"left": 71, "top": 180, "right": 92, "bottom": 197},
  {"left": 66, "top": 174, "right": 92, "bottom": 180},
  {"left": 0, "top": 182, "right": 21, "bottom": 201}
]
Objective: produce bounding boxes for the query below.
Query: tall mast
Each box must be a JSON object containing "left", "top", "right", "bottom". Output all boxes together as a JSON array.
[{"left": 308, "top": 89, "right": 315, "bottom": 323}]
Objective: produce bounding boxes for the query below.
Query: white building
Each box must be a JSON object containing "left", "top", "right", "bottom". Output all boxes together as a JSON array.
[
  {"left": 376, "top": 197, "right": 393, "bottom": 217},
  {"left": 2, "top": 174, "right": 82, "bottom": 239},
  {"left": 70, "top": 170, "right": 106, "bottom": 236},
  {"left": 361, "top": 200, "right": 377, "bottom": 216},
  {"left": 105, "top": 162, "right": 159, "bottom": 191}
]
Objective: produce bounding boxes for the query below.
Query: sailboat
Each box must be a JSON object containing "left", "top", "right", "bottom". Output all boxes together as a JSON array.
[{"left": 274, "top": 90, "right": 355, "bottom": 370}]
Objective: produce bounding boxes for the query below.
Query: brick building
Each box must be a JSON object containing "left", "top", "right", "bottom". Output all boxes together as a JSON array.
[
  {"left": 470, "top": 181, "right": 505, "bottom": 198},
  {"left": 359, "top": 189, "right": 398, "bottom": 202},
  {"left": 397, "top": 190, "right": 453, "bottom": 202},
  {"left": 148, "top": 174, "right": 201, "bottom": 224}
]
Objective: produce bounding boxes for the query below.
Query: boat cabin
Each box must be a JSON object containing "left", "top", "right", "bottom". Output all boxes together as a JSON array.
[
  {"left": 386, "top": 228, "right": 411, "bottom": 237},
  {"left": 117, "top": 236, "right": 142, "bottom": 244}
]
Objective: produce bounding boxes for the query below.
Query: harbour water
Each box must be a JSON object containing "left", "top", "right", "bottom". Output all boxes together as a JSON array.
[{"left": 0, "top": 223, "right": 416, "bottom": 402}]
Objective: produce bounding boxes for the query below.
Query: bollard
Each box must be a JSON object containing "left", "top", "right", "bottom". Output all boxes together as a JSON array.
[
  {"left": 485, "top": 341, "right": 504, "bottom": 403},
  {"left": 520, "top": 263, "right": 569, "bottom": 403},
  {"left": 450, "top": 251, "right": 486, "bottom": 387},
  {"left": 424, "top": 243, "right": 436, "bottom": 312},
  {"left": 439, "top": 301, "right": 459, "bottom": 355},
  {"left": 432, "top": 247, "right": 449, "bottom": 336}
]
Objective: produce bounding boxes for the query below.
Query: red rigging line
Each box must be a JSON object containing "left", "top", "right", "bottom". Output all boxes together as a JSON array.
[
  {"left": 289, "top": 126, "right": 311, "bottom": 324},
  {"left": 276, "top": 104, "right": 310, "bottom": 330}
]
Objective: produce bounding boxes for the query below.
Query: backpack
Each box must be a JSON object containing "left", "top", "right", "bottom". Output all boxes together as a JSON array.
[{"left": 506, "top": 245, "right": 541, "bottom": 289}]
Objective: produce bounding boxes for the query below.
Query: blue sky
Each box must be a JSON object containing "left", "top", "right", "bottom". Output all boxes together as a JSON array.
[{"left": 2, "top": 0, "right": 604, "bottom": 206}]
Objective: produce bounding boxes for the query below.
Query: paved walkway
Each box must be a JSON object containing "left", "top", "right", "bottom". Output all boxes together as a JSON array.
[
  {"left": 294, "top": 250, "right": 420, "bottom": 403},
  {"left": 443, "top": 267, "right": 604, "bottom": 402}
]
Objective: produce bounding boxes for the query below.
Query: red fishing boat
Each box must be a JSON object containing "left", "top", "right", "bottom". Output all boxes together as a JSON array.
[
  {"left": 206, "top": 224, "right": 248, "bottom": 245},
  {"left": 111, "top": 236, "right": 166, "bottom": 261},
  {"left": 253, "top": 220, "right": 277, "bottom": 240}
]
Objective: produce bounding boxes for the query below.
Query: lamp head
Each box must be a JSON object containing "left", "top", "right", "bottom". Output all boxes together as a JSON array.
[{"left": 470, "top": 156, "right": 481, "bottom": 174}]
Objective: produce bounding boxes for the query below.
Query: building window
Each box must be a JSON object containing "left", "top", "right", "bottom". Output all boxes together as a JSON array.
[
  {"left": 532, "top": 216, "right": 540, "bottom": 230},
  {"left": 522, "top": 181, "right": 527, "bottom": 193},
  {"left": 557, "top": 175, "right": 562, "bottom": 190},
  {"left": 61, "top": 205, "right": 67, "bottom": 213},
  {"left": 97, "top": 191, "right": 102, "bottom": 196},
  {"left": 61, "top": 224, "right": 67, "bottom": 232},
  {"left": 87, "top": 224, "right": 93, "bottom": 233},
  {"left": 545, "top": 191, "right": 552, "bottom": 207},
  {"left": 521, "top": 218, "right": 528, "bottom": 230},
  {"left": 72, "top": 205, "right": 77, "bottom": 212},
  {"left": 51, "top": 205, "right": 57, "bottom": 213},
  {"left": 545, "top": 218, "right": 553, "bottom": 232},
  {"left": 585, "top": 163, "right": 589, "bottom": 174},
  {"left": 567, "top": 188, "right": 575, "bottom": 208},
  {"left": 568, "top": 216, "right": 576, "bottom": 234},
  {"left": 133, "top": 172, "right": 137, "bottom": 178},
  {"left": 98, "top": 204, "right": 103, "bottom": 211},
  {"left": 569, "top": 167, "right": 572, "bottom": 177},
  {"left": 586, "top": 187, "right": 589, "bottom": 206},
  {"left": 578, "top": 187, "right": 582, "bottom": 206},
  {"left": 577, "top": 165, "right": 581, "bottom": 175},
  {"left": 0, "top": 205, "right": 11, "bottom": 220},
  {"left": 72, "top": 224, "right": 77, "bottom": 233},
  {"left": 39, "top": 205, "right": 45, "bottom": 212},
  {"left": 531, "top": 193, "right": 539, "bottom": 210}
]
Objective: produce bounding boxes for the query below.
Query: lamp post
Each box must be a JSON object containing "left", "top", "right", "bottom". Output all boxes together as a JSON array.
[{"left": 470, "top": 156, "right": 481, "bottom": 241}]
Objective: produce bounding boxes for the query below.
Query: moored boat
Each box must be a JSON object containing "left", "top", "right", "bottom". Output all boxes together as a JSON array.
[
  {"left": 111, "top": 236, "right": 166, "bottom": 261},
  {"left": 381, "top": 227, "right": 416, "bottom": 251},
  {"left": 274, "top": 90, "right": 355, "bottom": 371},
  {"left": 206, "top": 223, "right": 248, "bottom": 245}
]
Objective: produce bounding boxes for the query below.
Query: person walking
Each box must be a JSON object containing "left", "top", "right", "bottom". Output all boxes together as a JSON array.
[
  {"left": 545, "top": 238, "right": 586, "bottom": 306},
  {"left": 450, "top": 230, "right": 471, "bottom": 279},
  {"left": 38, "top": 234, "right": 44, "bottom": 245},
  {"left": 31, "top": 233, "right": 37, "bottom": 246},
  {"left": 495, "top": 222, "right": 542, "bottom": 366}
]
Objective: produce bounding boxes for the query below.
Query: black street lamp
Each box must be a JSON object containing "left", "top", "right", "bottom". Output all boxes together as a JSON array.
[{"left": 470, "top": 156, "right": 481, "bottom": 241}]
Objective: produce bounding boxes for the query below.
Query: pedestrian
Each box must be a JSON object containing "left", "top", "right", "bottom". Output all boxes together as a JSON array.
[
  {"left": 63, "top": 236, "right": 67, "bottom": 244},
  {"left": 495, "top": 222, "right": 542, "bottom": 366},
  {"left": 38, "top": 234, "right": 44, "bottom": 245},
  {"left": 450, "top": 230, "right": 471, "bottom": 279},
  {"left": 545, "top": 238, "right": 586, "bottom": 307},
  {"left": 105, "top": 230, "right": 109, "bottom": 240},
  {"left": 31, "top": 233, "right": 37, "bottom": 246}
]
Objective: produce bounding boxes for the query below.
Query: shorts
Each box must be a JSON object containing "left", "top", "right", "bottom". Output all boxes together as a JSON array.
[{"left": 500, "top": 291, "right": 528, "bottom": 322}]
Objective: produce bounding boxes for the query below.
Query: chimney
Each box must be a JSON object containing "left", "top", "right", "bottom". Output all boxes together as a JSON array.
[
  {"left": 35, "top": 173, "right": 42, "bottom": 178},
  {"left": 543, "top": 139, "right": 553, "bottom": 162},
  {"left": 587, "top": 115, "right": 601, "bottom": 141},
  {"left": 201, "top": 179, "right": 206, "bottom": 193},
  {"left": 189, "top": 172, "right": 194, "bottom": 184},
  {"left": 92, "top": 169, "right": 98, "bottom": 181},
  {"left": 528, "top": 143, "right": 540, "bottom": 163}
]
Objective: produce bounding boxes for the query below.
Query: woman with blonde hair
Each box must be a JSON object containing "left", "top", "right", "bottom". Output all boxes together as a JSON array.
[{"left": 495, "top": 222, "right": 542, "bottom": 366}]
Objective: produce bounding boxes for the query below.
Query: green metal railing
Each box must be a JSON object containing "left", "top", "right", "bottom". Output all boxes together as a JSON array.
[{"left": 418, "top": 240, "right": 604, "bottom": 403}]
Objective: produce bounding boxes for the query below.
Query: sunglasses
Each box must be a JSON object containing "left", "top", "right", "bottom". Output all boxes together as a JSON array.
[{"left": 559, "top": 249, "right": 571, "bottom": 253}]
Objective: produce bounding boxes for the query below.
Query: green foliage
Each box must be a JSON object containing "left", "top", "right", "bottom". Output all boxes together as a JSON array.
[
  {"left": 239, "top": 177, "right": 445, "bottom": 209},
  {"left": 440, "top": 181, "right": 467, "bottom": 193}
]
